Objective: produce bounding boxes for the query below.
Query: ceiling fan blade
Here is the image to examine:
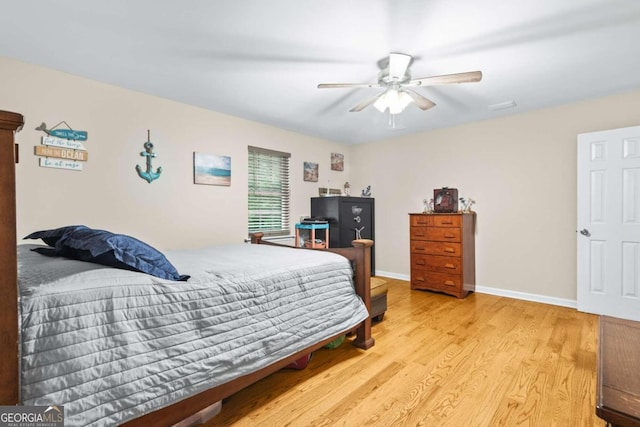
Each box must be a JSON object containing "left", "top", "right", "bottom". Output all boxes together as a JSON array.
[
  {"left": 318, "top": 82, "right": 381, "bottom": 89},
  {"left": 349, "top": 93, "right": 384, "bottom": 112},
  {"left": 388, "top": 53, "right": 412, "bottom": 80},
  {"left": 405, "top": 90, "right": 436, "bottom": 110},
  {"left": 409, "top": 71, "right": 483, "bottom": 86}
]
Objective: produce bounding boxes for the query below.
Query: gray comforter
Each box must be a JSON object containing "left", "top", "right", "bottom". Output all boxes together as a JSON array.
[{"left": 18, "top": 243, "right": 369, "bottom": 426}]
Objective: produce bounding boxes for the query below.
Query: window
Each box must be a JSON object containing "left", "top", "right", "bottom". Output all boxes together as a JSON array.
[{"left": 248, "top": 146, "right": 291, "bottom": 237}]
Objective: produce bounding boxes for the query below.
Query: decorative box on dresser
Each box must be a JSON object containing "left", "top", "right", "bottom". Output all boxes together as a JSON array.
[
  {"left": 311, "top": 196, "right": 374, "bottom": 275},
  {"left": 409, "top": 212, "right": 475, "bottom": 298}
]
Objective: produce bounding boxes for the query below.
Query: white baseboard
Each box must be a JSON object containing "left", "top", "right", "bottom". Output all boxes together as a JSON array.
[
  {"left": 474, "top": 285, "right": 577, "bottom": 309},
  {"left": 374, "top": 271, "right": 577, "bottom": 309},
  {"left": 374, "top": 270, "right": 409, "bottom": 281}
]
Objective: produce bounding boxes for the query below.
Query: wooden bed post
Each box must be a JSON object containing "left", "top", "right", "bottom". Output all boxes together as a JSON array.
[
  {"left": 0, "top": 110, "right": 24, "bottom": 405},
  {"left": 350, "top": 239, "right": 375, "bottom": 350}
]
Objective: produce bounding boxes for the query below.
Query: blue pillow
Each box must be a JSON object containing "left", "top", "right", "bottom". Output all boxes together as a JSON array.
[
  {"left": 23, "top": 225, "right": 88, "bottom": 247},
  {"left": 29, "top": 226, "right": 189, "bottom": 282}
]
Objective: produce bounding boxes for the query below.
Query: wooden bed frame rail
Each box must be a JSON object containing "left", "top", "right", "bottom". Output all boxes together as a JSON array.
[
  {"left": 250, "top": 232, "right": 374, "bottom": 350},
  {"left": 123, "top": 234, "right": 374, "bottom": 426},
  {"left": 0, "top": 110, "right": 374, "bottom": 426}
]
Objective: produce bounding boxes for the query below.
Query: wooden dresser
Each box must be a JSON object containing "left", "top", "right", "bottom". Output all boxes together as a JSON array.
[{"left": 409, "top": 212, "right": 475, "bottom": 298}]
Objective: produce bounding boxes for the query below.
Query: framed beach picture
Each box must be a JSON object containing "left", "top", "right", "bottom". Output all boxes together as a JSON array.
[
  {"left": 193, "top": 152, "right": 231, "bottom": 186},
  {"left": 331, "top": 152, "right": 344, "bottom": 171},
  {"left": 303, "top": 161, "right": 319, "bottom": 182}
]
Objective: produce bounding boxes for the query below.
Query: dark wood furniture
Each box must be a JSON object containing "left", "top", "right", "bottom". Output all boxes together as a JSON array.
[
  {"left": 409, "top": 212, "right": 475, "bottom": 298},
  {"left": 597, "top": 316, "right": 640, "bottom": 427},
  {"left": 0, "top": 110, "right": 23, "bottom": 406},
  {"left": 0, "top": 109, "right": 374, "bottom": 426},
  {"left": 311, "top": 196, "right": 375, "bottom": 275}
]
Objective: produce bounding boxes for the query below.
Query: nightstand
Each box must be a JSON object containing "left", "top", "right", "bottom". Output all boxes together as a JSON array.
[{"left": 295, "top": 223, "right": 329, "bottom": 248}]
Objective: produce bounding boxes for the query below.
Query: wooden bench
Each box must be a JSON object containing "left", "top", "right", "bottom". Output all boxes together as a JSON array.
[{"left": 370, "top": 277, "right": 388, "bottom": 322}]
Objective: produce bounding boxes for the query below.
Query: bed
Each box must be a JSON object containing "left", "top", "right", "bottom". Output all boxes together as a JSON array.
[{"left": 0, "top": 110, "right": 375, "bottom": 426}]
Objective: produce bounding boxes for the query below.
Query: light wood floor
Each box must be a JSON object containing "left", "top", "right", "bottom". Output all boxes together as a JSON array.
[{"left": 204, "top": 278, "right": 604, "bottom": 426}]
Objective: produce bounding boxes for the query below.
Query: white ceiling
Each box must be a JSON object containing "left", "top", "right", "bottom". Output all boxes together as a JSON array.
[{"left": 1, "top": 0, "right": 640, "bottom": 144}]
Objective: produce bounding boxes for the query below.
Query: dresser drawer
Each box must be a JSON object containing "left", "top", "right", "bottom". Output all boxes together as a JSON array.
[
  {"left": 425, "top": 227, "right": 461, "bottom": 242},
  {"left": 412, "top": 254, "right": 461, "bottom": 274},
  {"left": 424, "top": 271, "right": 461, "bottom": 289},
  {"left": 410, "top": 227, "right": 428, "bottom": 240},
  {"left": 410, "top": 227, "right": 461, "bottom": 242},
  {"left": 411, "top": 241, "right": 461, "bottom": 256},
  {"left": 411, "top": 215, "right": 433, "bottom": 227},
  {"left": 433, "top": 215, "right": 461, "bottom": 228},
  {"left": 410, "top": 268, "right": 430, "bottom": 287},
  {"left": 411, "top": 270, "right": 461, "bottom": 291}
]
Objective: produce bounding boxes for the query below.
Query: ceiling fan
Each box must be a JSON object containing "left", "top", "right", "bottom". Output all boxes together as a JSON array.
[{"left": 318, "top": 53, "right": 482, "bottom": 115}]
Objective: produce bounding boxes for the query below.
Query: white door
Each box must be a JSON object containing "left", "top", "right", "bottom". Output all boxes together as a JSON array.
[{"left": 577, "top": 125, "right": 640, "bottom": 321}]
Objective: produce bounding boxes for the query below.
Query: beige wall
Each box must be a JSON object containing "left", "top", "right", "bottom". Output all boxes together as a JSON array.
[
  {"left": 0, "top": 57, "right": 350, "bottom": 250},
  {"left": 350, "top": 90, "right": 640, "bottom": 300},
  {"left": 4, "top": 55, "right": 640, "bottom": 302}
]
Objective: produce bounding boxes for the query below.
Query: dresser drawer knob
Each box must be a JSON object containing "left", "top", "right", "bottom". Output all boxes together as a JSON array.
[
  {"left": 442, "top": 221, "right": 453, "bottom": 225},
  {"left": 415, "top": 246, "right": 425, "bottom": 251},
  {"left": 445, "top": 263, "right": 455, "bottom": 269},
  {"left": 444, "top": 233, "right": 455, "bottom": 238},
  {"left": 444, "top": 248, "right": 455, "bottom": 253},
  {"left": 416, "top": 260, "right": 425, "bottom": 265},
  {"left": 444, "top": 280, "right": 455, "bottom": 286}
]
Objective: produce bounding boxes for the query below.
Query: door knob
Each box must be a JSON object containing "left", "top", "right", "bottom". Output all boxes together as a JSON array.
[{"left": 579, "top": 229, "right": 591, "bottom": 237}]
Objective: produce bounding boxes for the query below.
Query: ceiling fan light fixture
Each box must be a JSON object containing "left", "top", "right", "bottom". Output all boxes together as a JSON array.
[
  {"left": 319, "top": 52, "right": 480, "bottom": 115},
  {"left": 373, "top": 89, "right": 392, "bottom": 112},
  {"left": 374, "top": 88, "right": 413, "bottom": 114},
  {"left": 395, "top": 90, "right": 413, "bottom": 113}
]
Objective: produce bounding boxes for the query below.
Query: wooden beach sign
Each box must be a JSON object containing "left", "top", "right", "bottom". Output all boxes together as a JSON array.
[
  {"left": 35, "top": 145, "right": 88, "bottom": 161},
  {"left": 39, "top": 157, "right": 83, "bottom": 171},
  {"left": 41, "top": 136, "right": 86, "bottom": 151},
  {"left": 35, "top": 122, "right": 88, "bottom": 141}
]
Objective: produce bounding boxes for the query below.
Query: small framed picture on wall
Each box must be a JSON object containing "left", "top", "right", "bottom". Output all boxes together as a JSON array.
[
  {"left": 331, "top": 152, "right": 344, "bottom": 171},
  {"left": 303, "top": 161, "right": 318, "bottom": 182},
  {"left": 194, "top": 152, "right": 231, "bottom": 186}
]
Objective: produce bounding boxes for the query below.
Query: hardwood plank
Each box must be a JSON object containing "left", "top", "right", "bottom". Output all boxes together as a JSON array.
[{"left": 203, "top": 279, "right": 605, "bottom": 426}]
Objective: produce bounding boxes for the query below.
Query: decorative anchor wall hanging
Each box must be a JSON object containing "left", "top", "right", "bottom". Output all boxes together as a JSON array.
[{"left": 135, "top": 130, "right": 162, "bottom": 183}]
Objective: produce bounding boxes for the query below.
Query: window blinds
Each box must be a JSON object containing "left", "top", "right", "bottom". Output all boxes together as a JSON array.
[{"left": 248, "top": 146, "right": 291, "bottom": 237}]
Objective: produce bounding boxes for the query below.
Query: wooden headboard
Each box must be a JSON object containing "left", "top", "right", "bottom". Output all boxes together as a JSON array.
[{"left": 0, "top": 110, "right": 24, "bottom": 405}]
